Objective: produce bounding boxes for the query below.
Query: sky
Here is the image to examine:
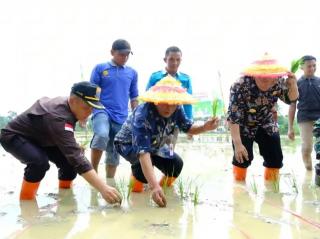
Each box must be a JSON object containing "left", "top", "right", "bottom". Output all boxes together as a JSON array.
[{"left": 0, "top": 0, "right": 320, "bottom": 115}]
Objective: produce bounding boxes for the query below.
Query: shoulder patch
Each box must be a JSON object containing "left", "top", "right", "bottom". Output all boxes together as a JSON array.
[{"left": 64, "top": 123, "right": 74, "bottom": 132}]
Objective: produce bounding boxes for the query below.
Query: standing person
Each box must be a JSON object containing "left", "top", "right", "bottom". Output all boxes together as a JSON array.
[
  {"left": 146, "top": 46, "right": 192, "bottom": 120},
  {"left": 90, "top": 39, "right": 139, "bottom": 182},
  {"left": 114, "top": 76, "right": 219, "bottom": 207},
  {"left": 288, "top": 55, "right": 320, "bottom": 170},
  {"left": 227, "top": 53, "right": 299, "bottom": 181},
  {"left": 0, "top": 82, "right": 122, "bottom": 204},
  {"left": 146, "top": 46, "right": 193, "bottom": 145}
]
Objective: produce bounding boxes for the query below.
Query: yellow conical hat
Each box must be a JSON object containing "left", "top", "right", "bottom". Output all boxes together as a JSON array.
[
  {"left": 140, "top": 76, "right": 197, "bottom": 105},
  {"left": 243, "top": 53, "right": 289, "bottom": 79}
]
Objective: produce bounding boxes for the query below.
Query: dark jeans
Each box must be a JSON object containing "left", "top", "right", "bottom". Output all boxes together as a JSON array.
[
  {"left": 115, "top": 143, "right": 183, "bottom": 183},
  {"left": 232, "top": 127, "right": 283, "bottom": 169},
  {"left": 1, "top": 134, "right": 77, "bottom": 182}
]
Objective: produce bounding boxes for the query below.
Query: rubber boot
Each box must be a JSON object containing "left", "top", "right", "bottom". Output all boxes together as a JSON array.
[
  {"left": 159, "top": 176, "right": 176, "bottom": 187},
  {"left": 59, "top": 180, "right": 73, "bottom": 189},
  {"left": 233, "top": 166, "right": 247, "bottom": 181},
  {"left": 264, "top": 168, "right": 279, "bottom": 181},
  {"left": 20, "top": 179, "right": 40, "bottom": 200},
  {"left": 130, "top": 175, "right": 144, "bottom": 192}
]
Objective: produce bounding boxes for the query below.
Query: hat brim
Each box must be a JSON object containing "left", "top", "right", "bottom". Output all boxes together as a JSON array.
[
  {"left": 139, "top": 93, "right": 197, "bottom": 105},
  {"left": 116, "top": 49, "right": 133, "bottom": 55},
  {"left": 86, "top": 100, "right": 105, "bottom": 109},
  {"left": 242, "top": 71, "right": 289, "bottom": 79}
]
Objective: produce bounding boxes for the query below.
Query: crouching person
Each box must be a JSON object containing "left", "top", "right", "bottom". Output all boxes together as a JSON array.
[
  {"left": 114, "top": 76, "right": 219, "bottom": 207},
  {"left": 0, "top": 81, "right": 122, "bottom": 204}
]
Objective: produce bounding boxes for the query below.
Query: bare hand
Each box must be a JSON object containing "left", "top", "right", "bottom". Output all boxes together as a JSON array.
[
  {"left": 100, "top": 185, "right": 122, "bottom": 204},
  {"left": 234, "top": 143, "right": 249, "bottom": 163},
  {"left": 151, "top": 186, "right": 167, "bottom": 207},
  {"left": 203, "top": 117, "right": 219, "bottom": 132},
  {"left": 287, "top": 128, "right": 295, "bottom": 141}
]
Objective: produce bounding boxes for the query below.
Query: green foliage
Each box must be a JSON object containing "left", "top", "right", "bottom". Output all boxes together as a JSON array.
[
  {"left": 291, "top": 58, "right": 302, "bottom": 73},
  {"left": 277, "top": 114, "right": 300, "bottom": 136}
]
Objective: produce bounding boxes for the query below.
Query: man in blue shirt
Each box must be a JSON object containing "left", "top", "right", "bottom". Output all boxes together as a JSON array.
[
  {"left": 147, "top": 46, "right": 193, "bottom": 145},
  {"left": 146, "top": 46, "right": 193, "bottom": 120},
  {"left": 90, "top": 39, "right": 139, "bottom": 182},
  {"left": 288, "top": 55, "right": 320, "bottom": 170},
  {"left": 114, "top": 76, "right": 219, "bottom": 207}
]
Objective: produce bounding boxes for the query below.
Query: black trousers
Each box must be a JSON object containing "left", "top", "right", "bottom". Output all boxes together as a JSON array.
[
  {"left": 232, "top": 127, "right": 283, "bottom": 169},
  {"left": 115, "top": 143, "right": 183, "bottom": 183},
  {"left": 1, "top": 134, "right": 77, "bottom": 182}
]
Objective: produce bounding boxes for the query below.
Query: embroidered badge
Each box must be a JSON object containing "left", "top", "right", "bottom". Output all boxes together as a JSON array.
[
  {"left": 102, "top": 70, "right": 109, "bottom": 76},
  {"left": 64, "top": 123, "right": 74, "bottom": 132}
]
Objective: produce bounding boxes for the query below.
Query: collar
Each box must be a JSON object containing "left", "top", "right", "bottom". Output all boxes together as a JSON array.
[
  {"left": 161, "top": 69, "right": 180, "bottom": 78},
  {"left": 108, "top": 60, "right": 126, "bottom": 69}
]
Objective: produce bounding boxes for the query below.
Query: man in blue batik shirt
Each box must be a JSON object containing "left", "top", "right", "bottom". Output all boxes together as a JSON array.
[
  {"left": 90, "top": 39, "right": 139, "bottom": 183},
  {"left": 114, "top": 76, "right": 219, "bottom": 207}
]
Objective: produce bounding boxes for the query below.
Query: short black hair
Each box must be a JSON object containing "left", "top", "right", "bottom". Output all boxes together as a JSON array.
[
  {"left": 301, "top": 55, "right": 317, "bottom": 64},
  {"left": 165, "top": 46, "right": 182, "bottom": 57}
]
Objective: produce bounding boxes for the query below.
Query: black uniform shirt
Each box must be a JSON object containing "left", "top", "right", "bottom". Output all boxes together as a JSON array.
[{"left": 0, "top": 96, "right": 92, "bottom": 174}]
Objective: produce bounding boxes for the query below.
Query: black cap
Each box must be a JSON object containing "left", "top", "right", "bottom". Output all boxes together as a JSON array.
[
  {"left": 71, "top": 81, "right": 105, "bottom": 109},
  {"left": 112, "top": 39, "right": 132, "bottom": 54}
]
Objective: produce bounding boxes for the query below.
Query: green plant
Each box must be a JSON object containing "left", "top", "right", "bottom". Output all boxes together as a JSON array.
[
  {"left": 289, "top": 171, "right": 299, "bottom": 194},
  {"left": 271, "top": 176, "right": 280, "bottom": 193},
  {"left": 291, "top": 58, "right": 302, "bottom": 73},
  {"left": 250, "top": 176, "right": 258, "bottom": 195},
  {"left": 192, "top": 185, "right": 200, "bottom": 206}
]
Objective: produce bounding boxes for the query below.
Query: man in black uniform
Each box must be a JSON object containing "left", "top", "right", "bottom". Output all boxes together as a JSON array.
[{"left": 0, "top": 81, "right": 122, "bottom": 204}]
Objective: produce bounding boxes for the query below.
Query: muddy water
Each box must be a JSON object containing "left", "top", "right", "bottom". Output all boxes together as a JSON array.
[{"left": 1, "top": 137, "right": 320, "bottom": 239}]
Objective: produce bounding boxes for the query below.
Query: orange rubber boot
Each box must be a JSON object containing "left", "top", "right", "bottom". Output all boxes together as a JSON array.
[
  {"left": 264, "top": 168, "right": 279, "bottom": 181},
  {"left": 233, "top": 166, "right": 247, "bottom": 181},
  {"left": 59, "top": 180, "right": 73, "bottom": 189},
  {"left": 20, "top": 179, "right": 40, "bottom": 200},
  {"left": 130, "top": 175, "right": 144, "bottom": 192},
  {"left": 159, "top": 176, "right": 176, "bottom": 187}
]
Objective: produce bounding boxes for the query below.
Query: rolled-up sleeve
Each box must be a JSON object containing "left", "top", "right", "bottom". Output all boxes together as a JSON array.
[
  {"left": 227, "top": 83, "right": 245, "bottom": 124},
  {"left": 46, "top": 117, "right": 93, "bottom": 174},
  {"left": 278, "top": 79, "right": 292, "bottom": 104},
  {"left": 90, "top": 65, "right": 101, "bottom": 86}
]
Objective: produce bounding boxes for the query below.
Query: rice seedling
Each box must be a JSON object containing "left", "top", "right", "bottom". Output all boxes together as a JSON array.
[
  {"left": 127, "top": 177, "right": 134, "bottom": 200},
  {"left": 115, "top": 177, "right": 135, "bottom": 201},
  {"left": 192, "top": 185, "right": 200, "bottom": 206},
  {"left": 271, "top": 175, "right": 280, "bottom": 193},
  {"left": 289, "top": 171, "right": 299, "bottom": 194},
  {"left": 250, "top": 176, "right": 258, "bottom": 195},
  {"left": 176, "top": 178, "right": 185, "bottom": 199}
]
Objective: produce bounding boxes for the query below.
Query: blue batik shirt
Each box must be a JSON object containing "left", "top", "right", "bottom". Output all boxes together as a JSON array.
[
  {"left": 146, "top": 70, "right": 193, "bottom": 120},
  {"left": 90, "top": 61, "right": 139, "bottom": 124},
  {"left": 114, "top": 103, "right": 193, "bottom": 159}
]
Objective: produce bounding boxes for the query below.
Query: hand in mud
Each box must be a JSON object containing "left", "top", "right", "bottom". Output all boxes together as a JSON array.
[
  {"left": 203, "top": 117, "right": 219, "bottom": 131},
  {"left": 151, "top": 186, "right": 167, "bottom": 207},
  {"left": 234, "top": 144, "right": 249, "bottom": 163},
  {"left": 287, "top": 128, "right": 295, "bottom": 141},
  {"left": 100, "top": 185, "right": 122, "bottom": 204}
]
